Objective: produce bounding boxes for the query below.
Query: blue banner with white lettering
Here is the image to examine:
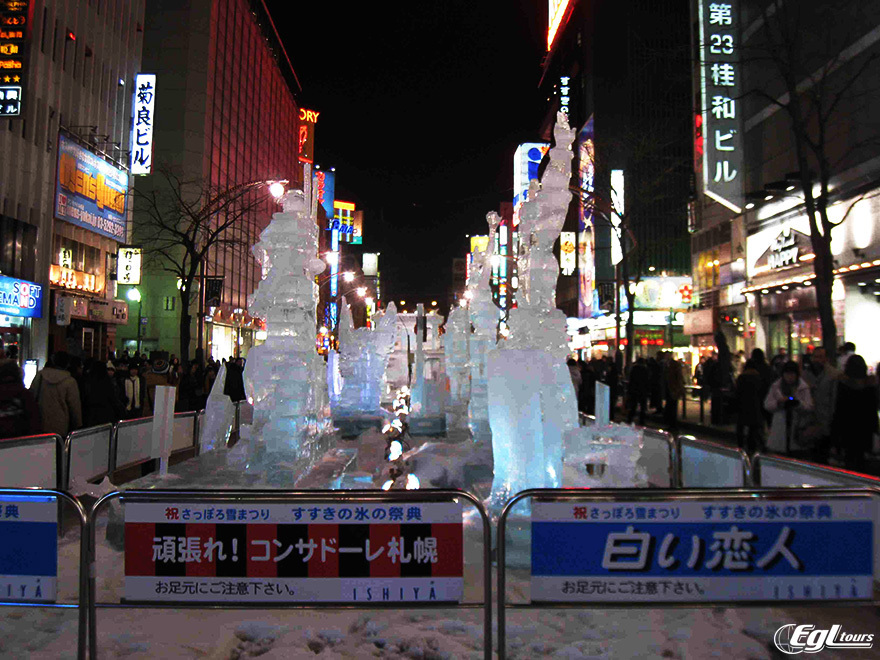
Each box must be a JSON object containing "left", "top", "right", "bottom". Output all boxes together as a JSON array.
[
  {"left": 531, "top": 498, "right": 875, "bottom": 602},
  {"left": 0, "top": 275, "right": 42, "bottom": 318},
  {"left": 0, "top": 496, "right": 58, "bottom": 602}
]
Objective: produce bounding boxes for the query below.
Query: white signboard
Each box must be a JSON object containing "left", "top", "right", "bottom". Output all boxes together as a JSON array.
[
  {"left": 560, "top": 231, "right": 576, "bottom": 276},
  {"left": 131, "top": 73, "right": 156, "bottom": 175},
  {"left": 118, "top": 247, "right": 142, "bottom": 285}
]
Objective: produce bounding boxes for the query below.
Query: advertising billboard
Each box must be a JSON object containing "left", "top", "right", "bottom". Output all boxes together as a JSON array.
[
  {"left": 313, "top": 170, "right": 335, "bottom": 224},
  {"left": 55, "top": 134, "right": 127, "bottom": 241},
  {"left": 117, "top": 247, "right": 142, "bottom": 285},
  {"left": 0, "top": 274, "right": 42, "bottom": 318},
  {"left": 577, "top": 118, "right": 596, "bottom": 318},
  {"left": 0, "top": 0, "right": 32, "bottom": 118},
  {"left": 297, "top": 108, "right": 319, "bottom": 164},
  {"left": 513, "top": 143, "right": 549, "bottom": 212},
  {"left": 130, "top": 73, "right": 156, "bottom": 175}
]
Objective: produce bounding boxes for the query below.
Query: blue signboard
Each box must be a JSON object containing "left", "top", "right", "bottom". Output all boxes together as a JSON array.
[
  {"left": 531, "top": 497, "right": 875, "bottom": 602},
  {"left": 0, "top": 275, "right": 42, "bottom": 318},
  {"left": 0, "top": 495, "right": 58, "bottom": 602},
  {"left": 314, "top": 170, "right": 335, "bottom": 225},
  {"left": 55, "top": 134, "right": 128, "bottom": 241}
]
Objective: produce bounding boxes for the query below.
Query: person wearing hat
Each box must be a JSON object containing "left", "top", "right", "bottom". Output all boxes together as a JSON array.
[
  {"left": 764, "top": 360, "right": 813, "bottom": 455},
  {"left": 144, "top": 354, "right": 175, "bottom": 410}
]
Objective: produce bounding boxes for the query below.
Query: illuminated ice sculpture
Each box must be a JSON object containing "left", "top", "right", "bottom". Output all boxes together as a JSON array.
[
  {"left": 487, "top": 112, "right": 579, "bottom": 504},
  {"left": 243, "top": 173, "right": 328, "bottom": 455},
  {"left": 332, "top": 299, "right": 400, "bottom": 417},
  {"left": 467, "top": 211, "right": 499, "bottom": 439}
]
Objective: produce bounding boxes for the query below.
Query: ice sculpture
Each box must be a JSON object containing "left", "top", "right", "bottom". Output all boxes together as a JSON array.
[
  {"left": 467, "top": 211, "right": 499, "bottom": 439},
  {"left": 564, "top": 422, "right": 648, "bottom": 488},
  {"left": 242, "top": 176, "right": 328, "bottom": 455},
  {"left": 443, "top": 303, "right": 470, "bottom": 430},
  {"left": 333, "top": 299, "right": 400, "bottom": 417},
  {"left": 487, "top": 112, "right": 579, "bottom": 504}
]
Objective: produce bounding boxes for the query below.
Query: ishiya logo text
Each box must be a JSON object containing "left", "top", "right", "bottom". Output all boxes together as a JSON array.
[
  {"left": 0, "top": 280, "right": 41, "bottom": 310},
  {"left": 774, "top": 624, "right": 874, "bottom": 654}
]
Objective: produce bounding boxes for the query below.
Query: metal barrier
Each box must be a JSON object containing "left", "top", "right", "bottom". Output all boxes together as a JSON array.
[
  {"left": 677, "top": 434, "right": 752, "bottom": 487},
  {"left": 171, "top": 411, "right": 199, "bottom": 454},
  {"left": 111, "top": 416, "right": 154, "bottom": 473},
  {"left": 0, "top": 487, "right": 88, "bottom": 660},
  {"left": 753, "top": 453, "right": 880, "bottom": 488},
  {"left": 641, "top": 429, "right": 679, "bottom": 488},
  {"left": 65, "top": 424, "right": 114, "bottom": 489},
  {"left": 496, "top": 487, "right": 880, "bottom": 659},
  {"left": 0, "top": 434, "right": 65, "bottom": 489},
  {"left": 88, "top": 488, "right": 492, "bottom": 660}
]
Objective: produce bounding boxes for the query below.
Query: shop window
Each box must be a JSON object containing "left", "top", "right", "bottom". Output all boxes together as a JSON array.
[
  {"left": 0, "top": 215, "right": 38, "bottom": 281},
  {"left": 164, "top": 296, "right": 176, "bottom": 311},
  {"left": 52, "top": 236, "right": 101, "bottom": 274}
]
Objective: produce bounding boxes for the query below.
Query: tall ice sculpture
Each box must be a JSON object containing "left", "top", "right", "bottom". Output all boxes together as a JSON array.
[{"left": 487, "top": 113, "right": 579, "bottom": 504}]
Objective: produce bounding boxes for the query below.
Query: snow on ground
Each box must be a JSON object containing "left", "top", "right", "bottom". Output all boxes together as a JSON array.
[{"left": 2, "top": 430, "right": 878, "bottom": 658}]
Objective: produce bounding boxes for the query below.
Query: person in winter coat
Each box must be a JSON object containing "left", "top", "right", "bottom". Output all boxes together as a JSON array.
[
  {"left": 750, "top": 348, "right": 775, "bottom": 427},
  {"left": 29, "top": 351, "right": 82, "bottom": 437},
  {"left": 123, "top": 362, "right": 150, "bottom": 419},
  {"left": 735, "top": 359, "right": 765, "bottom": 454},
  {"left": 223, "top": 357, "right": 247, "bottom": 403},
  {"left": 0, "top": 360, "right": 41, "bottom": 439},
  {"left": 764, "top": 361, "right": 813, "bottom": 454},
  {"left": 831, "top": 354, "right": 878, "bottom": 473},
  {"left": 663, "top": 354, "right": 686, "bottom": 433},
  {"left": 801, "top": 347, "right": 840, "bottom": 463},
  {"left": 626, "top": 358, "right": 650, "bottom": 425},
  {"left": 82, "top": 362, "right": 125, "bottom": 426}
]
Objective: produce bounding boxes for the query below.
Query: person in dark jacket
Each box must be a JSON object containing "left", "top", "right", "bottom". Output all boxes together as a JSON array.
[
  {"left": 750, "top": 348, "right": 775, "bottom": 427},
  {"left": 0, "top": 360, "right": 41, "bottom": 439},
  {"left": 224, "top": 357, "right": 247, "bottom": 403},
  {"left": 29, "top": 351, "right": 82, "bottom": 436},
  {"left": 626, "top": 358, "right": 650, "bottom": 425},
  {"left": 83, "top": 362, "right": 125, "bottom": 426},
  {"left": 831, "top": 355, "right": 878, "bottom": 473},
  {"left": 735, "top": 359, "right": 765, "bottom": 454}
]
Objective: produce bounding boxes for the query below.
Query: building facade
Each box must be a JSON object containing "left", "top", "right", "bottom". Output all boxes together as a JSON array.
[
  {"left": 117, "top": 0, "right": 302, "bottom": 361},
  {"left": 687, "top": 0, "right": 880, "bottom": 369},
  {"left": 0, "top": 0, "right": 145, "bottom": 369}
]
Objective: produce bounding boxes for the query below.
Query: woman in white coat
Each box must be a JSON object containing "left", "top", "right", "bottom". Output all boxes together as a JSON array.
[{"left": 764, "top": 360, "right": 813, "bottom": 454}]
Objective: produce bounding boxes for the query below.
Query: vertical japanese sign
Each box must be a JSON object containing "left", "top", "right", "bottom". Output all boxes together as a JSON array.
[
  {"left": 0, "top": 495, "right": 58, "bottom": 602},
  {"left": 578, "top": 117, "right": 596, "bottom": 318},
  {"left": 531, "top": 496, "right": 875, "bottom": 603},
  {"left": 610, "top": 169, "right": 624, "bottom": 266},
  {"left": 130, "top": 73, "right": 156, "bottom": 175},
  {"left": 124, "top": 500, "right": 463, "bottom": 603},
  {"left": 699, "top": 0, "right": 743, "bottom": 213},
  {"left": 313, "top": 170, "right": 335, "bottom": 225},
  {"left": 560, "top": 231, "right": 576, "bottom": 276},
  {"left": 297, "top": 108, "right": 319, "bottom": 164},
  {"left": 0, "top": 0, "right": 31, "bottom": 118},
  {"left": 117, "top": 247, "right": 142, "bottom": 285}
]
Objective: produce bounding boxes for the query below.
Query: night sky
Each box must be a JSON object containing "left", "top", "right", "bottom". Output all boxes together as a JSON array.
[{"left": 266, "top": 1, "right": 548, "bottom": 311}]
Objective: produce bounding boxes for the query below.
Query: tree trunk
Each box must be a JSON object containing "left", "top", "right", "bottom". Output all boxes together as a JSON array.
[
  {"left": 811, "top": 216, "right": 838, "bottom": 361},
  {"left": 179, "top": 289, "right": 191, "bottom": 362}
]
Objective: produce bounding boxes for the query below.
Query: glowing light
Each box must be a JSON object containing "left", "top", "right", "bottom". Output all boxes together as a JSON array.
[
  {"left": 381, "top": 480, "right": 394, "bottom": 491},
  {"left": 324, "top": 251, "right": 339, "bottom": 266},
  {"left": 342, "top": 271, "right": 355, "bottom": 282},
  {"left": 388, "top": 440, "right": 404, "bottom": 461},
  {"left": 431, "top": 300, "right": 437, "bottom": 306},
  {"left": 405, "top": 474, "right": 420, "bottom": 490},
  {"left": 356, "top": 287, "right": 367, "bottom": 297},
  {"left": 464, "top": 290, "right": 474, "bottom": 300},
  {"left": 547, "top": 0, "right": 573, "bottom": 50},
  {"left": 126, "top": 287, "right": 141, "bottom": 302},
  {"left": 319, "top": 326, "right": 328, "bottom": 334},
  {"left": 268, "top": 181, "right": 285, "bottom": 199}
]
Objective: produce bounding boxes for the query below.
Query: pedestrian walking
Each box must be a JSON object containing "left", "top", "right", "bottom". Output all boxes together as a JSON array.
[
  {"left": 626, "top": 358, "right": 650, "bottom": 426},
  {"left": 663, "top": 354, "right": 685, "bottom": 433},
  {"left": 0, "top": 360, "right": 41, "bottom": 439},
  {"left": 82, "top": 362, "right": 125, "bottom": 426},
  {"left": 764, "top": 361, "right": 813, "bottom": 454},
  {"left": 831, "top": 354, "right": 877, "bottom": 473},
  {"left": 28, "top": 352, "right": 82, "bottom": 437},
  {"left": 735, "top": 359, "right": 765, "bottom": 454},
  {"left": 801, "top": 347, "right": 840, "bottom": 463}
]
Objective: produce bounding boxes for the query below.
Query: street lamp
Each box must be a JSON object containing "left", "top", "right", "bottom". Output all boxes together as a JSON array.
[{"left": 126, "top": 287, "right": 143, "bottom": 355}]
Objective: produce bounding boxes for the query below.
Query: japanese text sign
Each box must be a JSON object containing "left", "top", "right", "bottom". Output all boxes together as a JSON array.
[
  {"left": 117, "top": 247, "right": 142, "bottom": 285},
  {"left": 124, "top": 500, "right": 463, "bottom": 604},
  {"left": 0, "top": 495, "right": 58, "bottom": 602},
  {"left": 0, "top": 274, "right": 41, "bottom": 318},
  {"left": 698, "top": 1, "right": 743, "bottom": 213},
  {"left": 531, "top": 496, "right": 875, "bottom": 603},
  {"left": 0, "top": 0, "right": 30, "bottom": 118},
  {"left": 298, "top": 108, "right": 318, "bottom": 164},
  {"left": 55, "top": 134, "right": 128, "bottom": 241},
  {"left": 130, "top": 73, "right": 156, "bottom": 175}
]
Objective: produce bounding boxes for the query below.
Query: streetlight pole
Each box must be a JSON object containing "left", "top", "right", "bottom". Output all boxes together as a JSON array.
[{"left": 127, "top": 287, "right": 143, "bottom": 355}]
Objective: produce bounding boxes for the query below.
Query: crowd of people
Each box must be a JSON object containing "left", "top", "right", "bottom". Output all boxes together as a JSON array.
[
  {"left": 730, "top": 343, "right": 878, "bottom": 472},
  {"left": 0, "top": 349, "right": 247, "bottom": 441}
]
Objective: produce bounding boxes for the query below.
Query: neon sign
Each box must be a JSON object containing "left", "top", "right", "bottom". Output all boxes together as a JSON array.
[
  {"left": 130, "top": 73, "right": 156, "bottom": 175},
  {"left": 0, "top": 274, "right": 41, "bottom": 318},
  {"left": 298, "top": 108, "right": 318, "bottom": 164},
  {"left": 0, "top": 0, "right": 31, "bottom": 118},
  {"left": 547, "top": 0, "right": 572, "bottom": 51}
]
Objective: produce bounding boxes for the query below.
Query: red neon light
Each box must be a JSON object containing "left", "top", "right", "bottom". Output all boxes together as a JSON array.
[{"left": 547, "top": 0, "right": 573, "bottom": 51}]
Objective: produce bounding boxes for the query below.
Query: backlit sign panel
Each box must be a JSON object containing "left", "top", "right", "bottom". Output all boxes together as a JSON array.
[
  {"left": 331, "top": 200, "right": 356, "bottom": 242},
  {"left": 297, "top": 108, "right": 319, "bottom": 164},
  {"left": 117, "top": 247, "right": 142, "bottom": 285},
  {"left": 547, "top": 0, "right": 573, "bottom": 51},
  {"left": 513, "top": 143, "right": 550, "bottom": 212},
  {"left": 0, "top": 274, "right": 41, "bottom": 318},
  {"left": 698, "top": 0, "right": 743, "bottom": 212},
  {"left": 130, "top": 73, "right": 156, "bottom": 175},
  {"left": 578, "top": 118, "right": 595, "bottom": 318},
  {"left": 0, "top": 0, "right": 31, "bottom": 118},
  {"left": 610, "top": 169, "right": 624, "bottom": 266},
  {"left": 55, "top": 134, "right": 127, "bottom": 241},
  {"left": 313, "top": 170, "right": 335, "bottom": 224},
  {"left": 363, "top": 253, "right": 378, "bottom": 277},
  {"left": 351, "top": 210, "right": 363, "bottom": 245},
  {"left": 560, "top": 231, "right": 576, "bottom": 276}
]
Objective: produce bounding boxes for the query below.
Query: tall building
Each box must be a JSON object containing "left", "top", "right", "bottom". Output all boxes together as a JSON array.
[
  {"left": 117, "top": 0, "right": 302, "bottom": 360},
  {"left": 0, "top": 0, "right": 146, "bottom": 367},
  {"left": 537, "top": 0, "right": 694, "bottom": 357},
  {"left": 686, "top": 0, "right": 880, "bottom": 368}
]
